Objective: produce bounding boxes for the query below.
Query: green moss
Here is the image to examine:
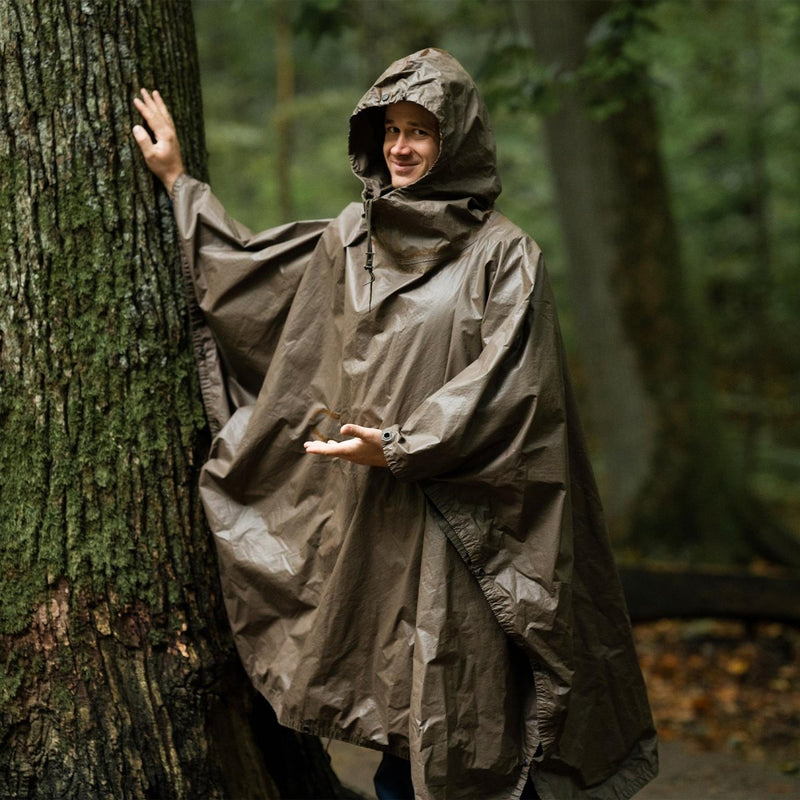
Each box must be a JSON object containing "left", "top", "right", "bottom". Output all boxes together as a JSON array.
[
  {"left": 0, "top": 138, "right": 209, "bottom": 633},
  {"left": 0, "top": 657, "right": 26, "bottom": 706},
  {"left": 51, "top": 681, "right": 75, "bottom": 715}
]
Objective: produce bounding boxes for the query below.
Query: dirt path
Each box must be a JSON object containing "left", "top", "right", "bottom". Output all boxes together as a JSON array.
[
  {"left": 638, "top": 741, "right": 799, "bottom": 799},
  {"left": 328, "top": 738, "right": 800, "bottom": 799}
]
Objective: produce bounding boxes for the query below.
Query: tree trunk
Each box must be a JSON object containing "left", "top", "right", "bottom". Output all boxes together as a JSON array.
[
  {"left": 521, "top": 0, "right": 656, "bottom": 535},
  {"left": 274, "top": 0, "right": 295, "bottom": 221},
  {"left": 523, "top": 0, "right": 758, "bottom": 561},
  {"left": 740, "top": 0, "right": 774, "bottom": 470},
  {"left": 0, "top": 2, "right": 348, "bottom": 797}
]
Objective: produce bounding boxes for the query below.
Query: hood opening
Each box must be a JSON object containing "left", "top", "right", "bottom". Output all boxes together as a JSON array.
[{"left": 349, "top": 106, "right": 392, "bottom": 196}]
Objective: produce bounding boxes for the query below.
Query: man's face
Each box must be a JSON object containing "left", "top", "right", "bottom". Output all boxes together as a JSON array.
[{"left": 383, "top": 101, "right": 440, "bottom": 188}]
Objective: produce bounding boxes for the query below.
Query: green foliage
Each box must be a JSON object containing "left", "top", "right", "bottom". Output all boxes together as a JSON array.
[
  {"left": 293, "top": 0, "right": 351, "bottom": 42},
  {"left": 478, "top": 43, "right": 558, "bottom": 114},
  {"left": 641, "top": 0, "right": 800, "bottom": 509},
  {"left": 576, "top": 0, "right": 659, "bottom": 117},
  {"left": 480, "top": 1, "right": 659, "bottom": 120}
]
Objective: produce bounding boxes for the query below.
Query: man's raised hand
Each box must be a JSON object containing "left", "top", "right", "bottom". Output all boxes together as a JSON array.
[{"left": 132, "top": 89, "right": 185, "bottom": 195}]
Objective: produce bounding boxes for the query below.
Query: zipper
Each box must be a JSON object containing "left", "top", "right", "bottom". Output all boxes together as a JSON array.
[{"left": 363, "top": 197, "right": 375, "bottom": 311}]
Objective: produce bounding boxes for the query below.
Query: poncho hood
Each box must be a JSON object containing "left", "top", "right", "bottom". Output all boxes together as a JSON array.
[
  {"left": 348, "top": 48, "right": 501, "bottom": 266},
  {"left": 173, "top": 47, "right": 657, "bottom": 800}
]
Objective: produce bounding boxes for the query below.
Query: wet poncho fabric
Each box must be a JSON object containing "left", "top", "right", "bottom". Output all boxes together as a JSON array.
[{"left": 174, "top": 49, "right": 658, "bottom": 800}]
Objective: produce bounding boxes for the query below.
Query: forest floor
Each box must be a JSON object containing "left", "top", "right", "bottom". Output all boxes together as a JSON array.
[
  {"left": 329, "top": 619, "right": 800, "bottom": 799},
  {"left": 633, "top": 618, "right": 799, "bottom": 798}
]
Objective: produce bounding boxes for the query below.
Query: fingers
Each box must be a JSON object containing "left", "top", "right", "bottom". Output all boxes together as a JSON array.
[
  {"left": 133, "top": 89, "right": 174, "bottom": 138},
  {"left": 132, "top": 88, "right": 185, "bottom": 192},
  {"left": 151, "top": 89, "right": 173, "bottom": 120},
  {"left": 303, "top": 437, "right": 369, "bottom": 464},
  {"left": 303, "top": 436, "right": 364, "bottom": 458},
  {"left": 132, "top": 89, "right": 155, "bottom": 125},
  {"left": 303, "top": 439, "right": 350, "bottom": 457},
  {"left": 133, "top": 89, "right": 162, "bottom": 116},
  {"left": 303, "top": 425, "right": 388, "bottom": 468}
]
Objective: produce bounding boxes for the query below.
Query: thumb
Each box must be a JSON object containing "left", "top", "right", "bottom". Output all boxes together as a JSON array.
[
  {"left": 132, "top": 125, "right": 153, "bottom": 153},
  {"left": 340, "top": 423, "right": 368, "bottom": 439}
]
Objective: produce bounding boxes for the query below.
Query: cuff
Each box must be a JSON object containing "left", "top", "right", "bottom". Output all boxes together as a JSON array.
[
  {"left": 381, "top": 425, "right": 409, "bottom": 480},
  {"left": 169, "top": 172, "right": 189, "bottom": 200}
]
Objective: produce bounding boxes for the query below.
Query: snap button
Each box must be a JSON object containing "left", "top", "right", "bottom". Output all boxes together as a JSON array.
[
  {"left": 381, "top": 429, "right": 394, "bottom": 443},
  {"left": 475, "top": 566, "right": 485, "bottom": 578},
  {"left": 381, "top": 92, "right": 389, "bottom": 102}
]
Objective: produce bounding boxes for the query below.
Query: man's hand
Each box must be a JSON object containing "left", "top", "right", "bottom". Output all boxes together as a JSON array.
[
  {"left": 304, "top": 424, "right": 389, "bottom": 468},
  {"left": 132, "top": 89, "right": 185, "bottom": 195}
]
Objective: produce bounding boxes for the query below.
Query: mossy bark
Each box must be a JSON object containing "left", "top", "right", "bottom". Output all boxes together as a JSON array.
[{"left": 0, "top": 2, "right": 347, "bottom": 797}]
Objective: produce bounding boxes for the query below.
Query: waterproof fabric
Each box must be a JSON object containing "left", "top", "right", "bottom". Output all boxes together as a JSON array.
[{"left": 175, "top": 49, "right": 657, "bottom": 799}]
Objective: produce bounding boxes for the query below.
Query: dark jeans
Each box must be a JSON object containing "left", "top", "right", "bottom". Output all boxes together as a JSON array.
[
  {"left": 373, "top": 752, "right": 414, "bottom": 799},
  {"left": 373, "top": 752, "right": 540, "bottom": 799}
]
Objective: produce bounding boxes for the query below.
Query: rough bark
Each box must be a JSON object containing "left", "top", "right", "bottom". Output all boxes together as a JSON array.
[{"left": 0, "top": 2, "right": 348, "bottom": 797}]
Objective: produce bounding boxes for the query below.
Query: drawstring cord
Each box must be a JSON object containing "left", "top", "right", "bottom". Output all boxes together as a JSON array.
[{"left": 363, "top": 198, "right": 375, "bottom": 311}]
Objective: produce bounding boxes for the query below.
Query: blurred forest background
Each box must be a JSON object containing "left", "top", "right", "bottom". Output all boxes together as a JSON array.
[{"left": 192, "top": 0, "right": 800, "bottom": 569}]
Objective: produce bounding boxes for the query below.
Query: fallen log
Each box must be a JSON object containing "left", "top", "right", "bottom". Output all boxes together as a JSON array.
[{"left": 618, "top": 564, "right": 800, "bottom": 624}]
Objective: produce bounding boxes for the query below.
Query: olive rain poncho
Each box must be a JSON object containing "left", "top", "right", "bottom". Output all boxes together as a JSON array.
[{"left": 174, "top": 49, "right": 657, "bottom": 799}]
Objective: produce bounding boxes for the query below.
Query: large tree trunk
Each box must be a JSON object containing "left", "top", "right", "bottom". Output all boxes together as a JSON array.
[
  {"left": 274, "top": 0, "right": 295, "bottom": 221},
  {"left": 522, "top": 0, "right": 656, "bottom": 535},
  {"left": 523, "top": 0, "right": 762, "bottom": 561},
  {"left": 0, "top": 2, "right": 347, "bottom": 797}
]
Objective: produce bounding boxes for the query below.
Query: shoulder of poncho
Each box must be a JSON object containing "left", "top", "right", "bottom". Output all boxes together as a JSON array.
[
  {"left": 470, "top": 210, "right": 546, "bottom": 292},
  {"left": 480, "top": 211, "right": 543, "bottom": 257},
  {"left": 326, "top": 201, "right": 365, "bottom": 243}
]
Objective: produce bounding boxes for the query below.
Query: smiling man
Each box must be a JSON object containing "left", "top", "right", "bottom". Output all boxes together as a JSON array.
[
  {"left": 383, "top": 100, "right": 440, "bottom": 188},
  {"left": 133, "top": 48, "right": 657, "bottom": 800}
]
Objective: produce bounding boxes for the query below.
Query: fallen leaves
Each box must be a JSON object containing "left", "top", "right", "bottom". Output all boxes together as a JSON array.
[{"left": 634, "top": 619, "right": 800, "bottom": 773}]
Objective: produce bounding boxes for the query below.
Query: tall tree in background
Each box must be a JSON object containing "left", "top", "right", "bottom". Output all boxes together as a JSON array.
[
  {"left": 522, "top": 0, "right": 765, "bottom": 561},
  {"left": 274, "top": 0, "right": 296, "bottom": 220},
  {"left": 521, "top": 0, "right": 656, "bottom": 533},
  {"left": 0, "top": 1, "right": 345, "bottom": 796}
]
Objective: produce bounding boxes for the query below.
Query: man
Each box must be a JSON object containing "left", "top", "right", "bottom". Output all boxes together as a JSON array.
[{"left": 133, "top": 48, "right": 657, "bottom": 800}]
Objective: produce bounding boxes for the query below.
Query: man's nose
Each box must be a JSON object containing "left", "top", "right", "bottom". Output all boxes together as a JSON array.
[{"left": 391, "top": 134, "right": 411, "bottom": 153}]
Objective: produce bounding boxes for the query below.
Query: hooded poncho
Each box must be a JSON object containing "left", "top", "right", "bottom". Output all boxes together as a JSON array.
[{"left": 174, "top": 48, "right": 658, "bottom": 800}]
